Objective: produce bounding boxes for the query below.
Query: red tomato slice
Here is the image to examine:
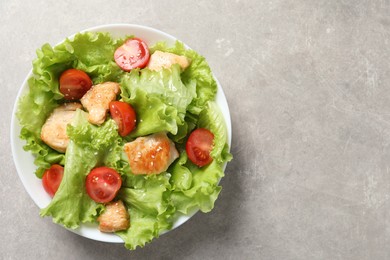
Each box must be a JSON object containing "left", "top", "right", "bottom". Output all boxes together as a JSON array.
[
  {"left": 85, "top": 167, "right": 122, "bottom": 203},
  {"left": 109, "top": 101, "right": 137, "bottom": 137},
  {"left": 186, "top": 128, "right": 214, "bottom": 167},
  {"left": 42, "top": 164, "right": 64, "bottom": 197},
  {"left": 114, "top": 38, "right": 150, "bottom": 71},
  {"left": 59, "top": 68, "right": 92, "bottom": 100}
]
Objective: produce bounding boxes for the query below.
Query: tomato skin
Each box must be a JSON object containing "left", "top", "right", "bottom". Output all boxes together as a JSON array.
[
  {"left": 114, "top": 38, "right": 150, "bottom": 72},
  {"left": 186, "top": 128, "right": 214, "bottom": 167},
  {"left": 85, "top": 167, "right": 122, "bottom": 203},
  {"left": 59, "top": 69, "right": 92, "bottom": 100},
  {"left": 42, "top": 164, "right": 64, "bottom": 197},
  {"left": 109, "top": 101, "right": 137, "bottom": 136}
]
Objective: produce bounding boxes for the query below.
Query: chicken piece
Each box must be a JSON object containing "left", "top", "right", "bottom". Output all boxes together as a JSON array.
[
  {"left": 124, "top": 132, "right": 179, "bottom": 175},
  {"left": 97, "top": 200, "right": 130, "bottom": 233},
  {"left": 80, "top": 82, "right": 120, "bottom": 125},
  {"left": 40, "top": 102, "right": 82, "bottom": 153},
  {"left": 146, "top": 51, "right": 190, "bottom": 71}
]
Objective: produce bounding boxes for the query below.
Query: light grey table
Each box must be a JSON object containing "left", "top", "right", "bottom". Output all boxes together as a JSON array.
[{"left": 1, "top": 0, "right": 390, "bottom": 259}]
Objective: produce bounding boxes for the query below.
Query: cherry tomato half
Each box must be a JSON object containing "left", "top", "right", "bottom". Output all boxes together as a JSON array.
[
  {"left": 59, "top": 68, "right": 92, "bottom": 100},
  {"left": 109, "top": 101, "right": 137, "bottom": 137},
  {"left": 186, "top": 128, "right": 214, "bottom": 167},
  {"left": 114, "top": 38, "right": 150, "bottom": 72},
  {"left": 85, "top": 167, "right": 122, "bottom": 203},
  {"left": 42, "top": 164, "right": 64, "bottom": 197}
]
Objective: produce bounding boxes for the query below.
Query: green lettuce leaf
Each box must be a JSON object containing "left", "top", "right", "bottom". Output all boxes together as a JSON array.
[
  {"left": 40, "top": 110, "right": 120, "bottom": 228},
  {"left": 68, "top": 32, "right": 125, "bottom": 83},
  {"left": 150, "top": 41, "right": 217, "bottom": 115},
  {"left": 170, "top": 152, "right": 192, "bottom": 191},
  {"left": 120, "top": 64, "right": 196, "bottom": 141},
  {"left": 17, "top": 32, "right": 232, "bottom": 250},
  {"left": 198, "top": 102, "right": 233, "bottom": 163},
  {"left": 17, "top": 32, "right": 124, "bottom": 176},
  {"left": 169, "top": 102, "right": 232, "bottom": 214},
  {"left": 116, "top": 207, "right": 172, "bottom": 250},
  {"left": 19, "top": 126, "right": 65, "bottom": 178},
  {"left": 170, "top": 157, "right": 223, "bottom": 214},
  {"left": 117, "top": 173, "right": 175, "bottom": 249},
  {"left": 121, "top": 87, "right": 179, "bottom": 137},
  {"left": 118, "top": 173, "right": 172, "bottom": 216}
]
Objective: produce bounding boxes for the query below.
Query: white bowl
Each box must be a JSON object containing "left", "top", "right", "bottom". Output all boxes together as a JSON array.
[{"left": 10, "top": 24, "right": 232, "bottom": 243}]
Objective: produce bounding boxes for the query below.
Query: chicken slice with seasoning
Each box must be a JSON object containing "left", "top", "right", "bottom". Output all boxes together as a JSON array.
[
  {"left": 80, "top": 82, "right": 120, "bottom": 125},
  {"left": 40, "top": 102, "right": 82, "bottom": 153},
  {"left": 124, "top": 132, "right": 179, "bottom": 175},
  {"left": 97, "top": 200, "right": 130, "bottom": 233},
  {"left": 146, "top": 50, "right": 190, "bottom": 71}
]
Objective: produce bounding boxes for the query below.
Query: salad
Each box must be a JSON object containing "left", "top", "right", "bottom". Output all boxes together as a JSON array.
[{"left": 16, "top": 31, "right": 232, "bottom": 250}]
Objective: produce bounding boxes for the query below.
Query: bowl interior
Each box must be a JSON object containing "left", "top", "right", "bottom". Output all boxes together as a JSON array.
[{"left": 11, "top": 24, "right": 232, "bottom": 243}]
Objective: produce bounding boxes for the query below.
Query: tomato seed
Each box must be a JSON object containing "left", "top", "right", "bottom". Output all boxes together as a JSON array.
[{"left": 193, "top": 147, "right": 207, "bottom": 161}]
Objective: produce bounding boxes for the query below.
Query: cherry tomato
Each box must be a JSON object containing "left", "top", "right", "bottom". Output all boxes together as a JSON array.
[
  {"left": 85, "top": 167, "right": 122, "bottom": 203},
  {"left": 109, "top": 101, "right": 137, "bottom": 136},
  {"left": 186, "top": 128, "right": 214, "bottom": 167},
  {"left": 114, "top": 38, "right": 150, "bottom": 71},
  {"left": 59, "top": 69, "right": 92, "bottom": 100},
  {"left": 42, "top": 164, "right": 64, "bottom": 197}
]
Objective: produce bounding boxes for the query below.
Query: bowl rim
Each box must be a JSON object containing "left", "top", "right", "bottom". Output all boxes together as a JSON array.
[{"left": 10, "top": 23, "right": 232, "bottom": 244}]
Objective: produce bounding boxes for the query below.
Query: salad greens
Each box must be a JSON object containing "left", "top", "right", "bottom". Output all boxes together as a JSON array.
[
  {"left": 17, "top": 32, "right": 232, "bottom": 250},
  {"left": 120, "top": 64, "right": 196, "bottom": 141},
  {"left": 40, "top": 110, "right": 116, "bottom": 228}
]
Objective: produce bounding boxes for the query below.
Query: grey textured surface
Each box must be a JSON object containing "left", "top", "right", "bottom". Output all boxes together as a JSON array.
[{"left": 1, "top": 0, "right": 390, "bottom": 259}]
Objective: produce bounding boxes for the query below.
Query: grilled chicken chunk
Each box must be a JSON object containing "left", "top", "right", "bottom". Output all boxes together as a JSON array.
[
  {"left": 80, "top": 82, "right": 120, "bottom": 125},
  {"left": 124, "top": 132, "right": 179, "bottom": 175},
  {"left": 146, "top": 51, "right": 190, "bottom": 71},
  {"left": 40, "top": 102, "right": 82, "bottom": 153},
  {"left": 97, "top": 200, "right": 130, "bottom": 233}
]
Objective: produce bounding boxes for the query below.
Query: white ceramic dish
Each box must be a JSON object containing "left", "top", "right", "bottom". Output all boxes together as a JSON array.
[{"left": 10, "top": 24, "right": 232, "bottom": 243}]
